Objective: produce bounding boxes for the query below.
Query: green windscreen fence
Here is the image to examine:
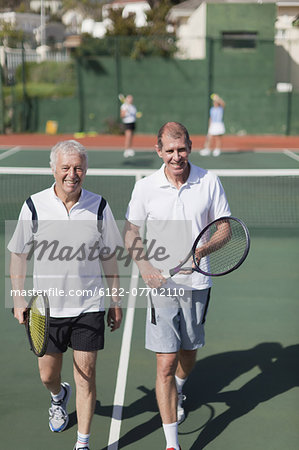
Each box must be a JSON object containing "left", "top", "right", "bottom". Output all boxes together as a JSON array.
[{"left": 2, "top": 36, "right": 299, "bottom": 135}]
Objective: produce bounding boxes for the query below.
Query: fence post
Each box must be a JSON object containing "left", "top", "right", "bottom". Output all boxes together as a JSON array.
[
  {"left": 10, "top": 82, "right": 17, "bottom": 132},
  {"left": 285, "top": 49, "right": 292, "bottom": 136},
  {"left": 0, "top": 64, "right": 4, "bottom": 134},
  {"left": 76, "top": 57, "right": 85, "bottom": 132},
  {"left": 21, "top": 41, "right": 28, "bottom": 132},
  {"left": 206, "top": 36, "right": 214, "bottom": 131},
  {"left": 115, "top": 36, "right": 122, "bottom": 121},
  {"left": 286, "top": 89, "right": 292, "bottom": 136}
]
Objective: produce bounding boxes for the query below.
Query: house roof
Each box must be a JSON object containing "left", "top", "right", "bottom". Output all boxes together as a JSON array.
[
  {"left": 170, "top": 0, "right": 202, "bottom": 14},
  {"left": 108, "top": 0, "right": 149, "bottom": 4},
  {"left": 167, "top": 0, "right": 202, "bottom": 22}
]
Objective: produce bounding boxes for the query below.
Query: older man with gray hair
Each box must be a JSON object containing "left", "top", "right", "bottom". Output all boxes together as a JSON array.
[{"left": 8, "top": 140, "right": 123, "bottom": 450}]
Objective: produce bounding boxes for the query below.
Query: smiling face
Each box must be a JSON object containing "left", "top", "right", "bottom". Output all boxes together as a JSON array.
[
  {"left": 156, "top": 131, "right": 191, "bottom": 183},
  {"left": 52, "top": 151, "right": 87, "bottom": 202}
]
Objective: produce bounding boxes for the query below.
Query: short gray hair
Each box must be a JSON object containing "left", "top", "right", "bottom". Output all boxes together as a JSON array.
[
  {"left": 157, "top": 122, "right": 192, "bottom": 151},
  {"left": 50, "top": 140, "right": 88, "bottom": 170}
]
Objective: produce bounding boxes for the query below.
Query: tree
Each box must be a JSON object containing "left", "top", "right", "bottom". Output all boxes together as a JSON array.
[
  {"left": 73, "top": 0, "right": 178, "bottom": 60},
  {"left": 61, "top": 0, "right": 104, "bottom": 21},
  {"left": 0, "top": 21, "right": 24, "bottom": 47},
  {"left": 293, "top": 15, "right": 299, "bottom": 27},
  {"left": 143, "top": 0, "right": 173, "bottom": 35},
  {"left": 104, "top": 0, "right": 177, "bottom": 58},
  {"left": 105, "top": 8, "right": 138, "bottom": 37},
  {"left": 0, "top": 1, "right": 31, "bottom": 11}
]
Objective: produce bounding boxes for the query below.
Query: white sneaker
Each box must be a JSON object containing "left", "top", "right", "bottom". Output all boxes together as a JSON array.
[
  {"left": 123, "top": 149, "right": 135, "bottom": 158},
  {"left": 49, "top": 382, "right": 71, "bottom": 432},
  {"left": 199, "top": 148, "right": 211, "bottom": 156},
  {"left": 213, "top": 148, "right": 221, "bottom": 157},
  {"left": 177, "top": 393, "right": 186, "bottom": 425}
]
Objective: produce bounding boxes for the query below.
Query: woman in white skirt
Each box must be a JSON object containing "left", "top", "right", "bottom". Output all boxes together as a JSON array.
[{"left": 200, "top": 93, "right": 226, "bottom": 157}]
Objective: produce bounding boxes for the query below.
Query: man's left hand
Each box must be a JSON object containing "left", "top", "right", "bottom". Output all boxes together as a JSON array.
[{"left": 107, "top": 307, "right": 123, "bottom": 331}]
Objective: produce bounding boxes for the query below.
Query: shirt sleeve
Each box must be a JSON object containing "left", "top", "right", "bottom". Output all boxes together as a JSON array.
[
  {"left": 208, "top": 174, "right": 231, "bottom": 222},
  {"left": 7, "top": 201, "right": 34, "bottom": 254},
  {"left": 125, "top": 179, "right": 147, "bottom": 228},
  {"left": 101, "top": 202, "right": 123, "bottom": 253}
]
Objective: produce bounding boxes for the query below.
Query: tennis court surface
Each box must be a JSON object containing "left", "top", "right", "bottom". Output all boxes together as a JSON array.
[{"left": 1, "top": 135, "right": 298, "bottom": 450}]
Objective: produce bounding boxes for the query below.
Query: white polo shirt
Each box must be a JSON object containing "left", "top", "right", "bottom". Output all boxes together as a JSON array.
[
  {"left": 126, "top": 163, "right": 231, "bottom": 290},
  {"left": 8, "top": 185, "right": 123, "bottom": 317}
]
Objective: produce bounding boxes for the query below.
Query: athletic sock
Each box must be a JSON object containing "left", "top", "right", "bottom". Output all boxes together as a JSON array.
[
  {"left": 162, "top": 422, "right": 179, "bottom": 449},
  {"left": 51, "top": 386, "right": 64, "bottom": 403},
  {"left": 76, "top": 432, "right": 90, "bottom": 449},
  {"left": 175, "top": 375, "right": 187, "bottom": 394}
]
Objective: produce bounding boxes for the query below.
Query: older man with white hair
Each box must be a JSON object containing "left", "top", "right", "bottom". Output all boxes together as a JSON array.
[{"left": 8, "top": 140, "right": 123, "bottom": 450}]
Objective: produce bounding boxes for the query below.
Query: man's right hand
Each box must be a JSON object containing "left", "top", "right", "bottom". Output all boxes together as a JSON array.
[
  {"left": 13, "top": 303, "right": 27, "bottom": 324},
  {"left": 140, "top": 264, "right": 166, "bottom": 289}
]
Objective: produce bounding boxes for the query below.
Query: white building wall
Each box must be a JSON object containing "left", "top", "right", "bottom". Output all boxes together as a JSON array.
[
  {"left": 275, "top": 4, "right": 299, "bottom": 90},
  {"left": 176, "top": 3, "right": 207, "bottom": 60}
]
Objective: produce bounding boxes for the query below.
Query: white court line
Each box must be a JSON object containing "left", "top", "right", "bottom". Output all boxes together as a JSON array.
[
  {"left": 283, "top": 149, "right": 299, "bottom": 162},
  {"left": 0, "top": 146, "right": 21, "bottom": 161},
  {"left": 107, "top": 262, "right": 139, "bottom": 450}
]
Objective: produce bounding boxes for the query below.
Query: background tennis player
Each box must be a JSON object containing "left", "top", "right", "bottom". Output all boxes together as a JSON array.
[{"left": 200, "top": 93, "right": 226, "bottom": 157}]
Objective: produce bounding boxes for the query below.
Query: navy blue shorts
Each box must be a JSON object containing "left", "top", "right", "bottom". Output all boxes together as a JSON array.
[
  {"left": 46, "top": 311, "right": 105, "bottom": 353},
  {"left": 124, "top": 122, "right": 136, "bottom": 131}
]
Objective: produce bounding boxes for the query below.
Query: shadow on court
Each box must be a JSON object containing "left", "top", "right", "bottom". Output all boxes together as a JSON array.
[
  {"left": 105, "top": 342, "right": 299, "bottom": 449},
  {"left": 68, "top": 401, "right": 115, "bottom": 430},
  {"left": 122, "top": 156, "right": 156, "bottom": 168}
]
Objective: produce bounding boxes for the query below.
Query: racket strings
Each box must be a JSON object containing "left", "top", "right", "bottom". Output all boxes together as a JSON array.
[
  {"left": 28, "top": 303, "right": 47, "bottom": 354},
  {"left": 195, "top": 220, "right": 248, "bottom": 275}
]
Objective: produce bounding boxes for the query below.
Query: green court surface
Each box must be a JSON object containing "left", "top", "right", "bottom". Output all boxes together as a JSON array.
[
  {"left": 0, "top": 147, "right": 299, "bottom": 170},
  {"left": 1, "top": 147, "right": 298, "bottom": 449}
]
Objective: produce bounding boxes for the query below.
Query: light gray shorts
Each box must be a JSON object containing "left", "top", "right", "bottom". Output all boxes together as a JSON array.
[{"left": 145, "top": 287, "right": 211, "bottom": 353}]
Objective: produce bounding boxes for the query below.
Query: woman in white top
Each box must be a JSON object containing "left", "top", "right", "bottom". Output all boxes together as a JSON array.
[{"left": 120, "top": 94, "right": 137, "bottom": 158}]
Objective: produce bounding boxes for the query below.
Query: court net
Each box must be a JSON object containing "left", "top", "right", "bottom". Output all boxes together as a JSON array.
[{"left": 0, "top": 167, "right": 299, "bottom": 228}]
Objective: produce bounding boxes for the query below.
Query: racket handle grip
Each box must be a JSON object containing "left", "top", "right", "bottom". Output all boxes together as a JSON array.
[
  {"left": 11, "top": 307, "right": 28, "bottom": 321},
  {"left": 169, "top": 267, "right": 179, "bottom": 277},
  {"left": 170, "top": 266, "right": 194, "bottom": 277}
]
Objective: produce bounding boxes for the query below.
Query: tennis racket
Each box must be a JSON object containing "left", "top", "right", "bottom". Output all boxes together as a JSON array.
[
  {"left": 118, "top": 93, "right": 125, "bottom": 103},
  {"left": 169, "top": 217, "right": 250, "bottom": 277},
  {"left": 12, "top": 293, "right": 50, "bottom": 357}
]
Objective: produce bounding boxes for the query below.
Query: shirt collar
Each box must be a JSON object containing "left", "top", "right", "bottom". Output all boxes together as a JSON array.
[
  {"left": 156, "top": 162, "right": 200, "bottom": 187},
  {"left": 51, "top": 183, "right": 85, "bottom": 203}
]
